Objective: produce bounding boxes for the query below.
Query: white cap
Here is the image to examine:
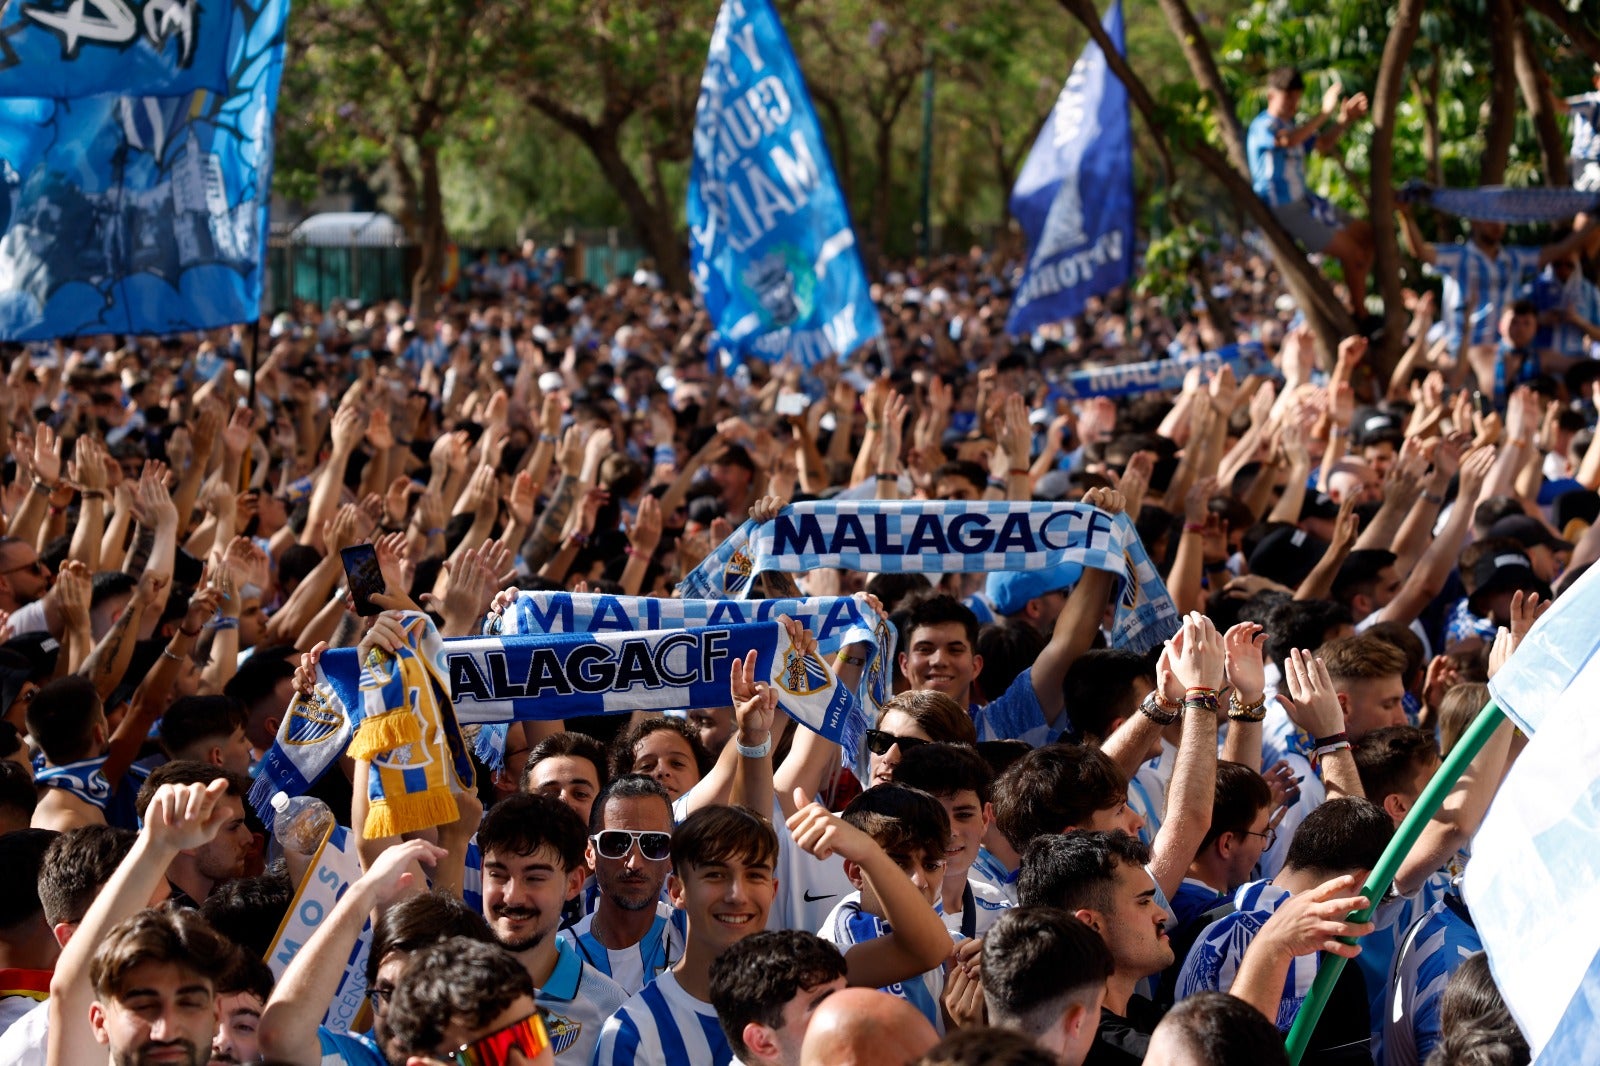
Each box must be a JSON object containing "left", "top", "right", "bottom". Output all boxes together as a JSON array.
[
  {"left": 538, "top": 371, "right": 565, "bottom": 393},
  {"left": 271, "top": 792, "right": 289, "bottom": 812}
]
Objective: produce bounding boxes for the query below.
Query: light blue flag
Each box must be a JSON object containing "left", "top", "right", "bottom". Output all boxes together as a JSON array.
[
  {"left": 688, "top": 0, "right": 881, "bottom": 367},
  {"left": 0, "top": 0, "right": 237, "bottom": 99},
  {"left": 1007, "top": 0, "right": 1134, "bottom": 337},
  {"left": 0, "top": 0, "right": 286, "bottom": 340},
  {"left": 1465, "top": 561, "right": 1600, "bottom": 1060}
]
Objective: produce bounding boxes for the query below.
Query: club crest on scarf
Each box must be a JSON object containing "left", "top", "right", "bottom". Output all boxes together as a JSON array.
[
  {"left": 284, "top": 688, "right": 343, "bottom": 747},
  {"left": 780, "top": 644, "right": 833, "bottom": 697},
  {"left": 724, "top": 546, "right": 755, "bottom": 596}
]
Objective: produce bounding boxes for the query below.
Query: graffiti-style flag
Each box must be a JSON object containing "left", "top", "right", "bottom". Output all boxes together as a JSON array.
[
  {"left": 688, "top": 0, "right": 881, "bottom": 368},
  {"left": 0, "top": 0, "right": 239, "bottom": 99},
  {"left": 0, "top": 0, "right": 287, "bottom": 339},
  {"left": 1007, "top": 0, "right": 1134, "bottom": 337}
]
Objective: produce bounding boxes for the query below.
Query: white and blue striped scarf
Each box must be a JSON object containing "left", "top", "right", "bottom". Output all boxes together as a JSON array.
[
  {"left": 679, "top": 499, "right": 1179, "bottom": 653},
  {"left": 1401, "top": 180, "right": 1600, "bottom": 223},
  {"left": 473, "top": 591, "right": 893, "bottom": 768},
  {"left": 1051, "top": 342, "right": 1273, "bottom": 400}
]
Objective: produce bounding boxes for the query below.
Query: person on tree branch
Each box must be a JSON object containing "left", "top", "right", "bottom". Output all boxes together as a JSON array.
[{"left": 1248, "top": 67, "right": 1374, "bottom": 316}]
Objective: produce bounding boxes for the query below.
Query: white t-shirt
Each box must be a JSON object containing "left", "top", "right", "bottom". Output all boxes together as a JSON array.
[{"left": 0, "top": 998, "right": 47, "bottom": 1066}]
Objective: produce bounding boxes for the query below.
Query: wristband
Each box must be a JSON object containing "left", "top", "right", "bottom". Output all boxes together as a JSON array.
[
  {"left": 839, "top": 653, "right": 866, "bottom": 667},
  {"left": 539, "top": 433, "right": 559, "bottom": 444},
  {"left": 876, "top": 472, "right": 900, "bottom": 481},
  {"left": 179, "top": 625, "right": 203, "bottom": 638},
  {"left": 210, "top": 617, "right": 240, "bottom": 631},
  {"left": 867, "top": 421, "right": 883, "bottom": 431},
  {"left": 394, "top": 438, "right": 414, "bottom": 446},
  {"left": 1313, "top": 730, "right": 1350, "bottom": 749},
  {"left": 160, "top": 648, "right": 187, "bottom": 663},
  {"left": 1421, "top": 490, "right": 1444, "bottom": 506},
  {"left": 1203, "top": 559, "right": 1229, "bottom": 572},
  {"left": 986, "top": 477, "right": 1007, "bottom": 491},
  {"left": 1314, "top": 739, "right": 1352, "bottom": 761},
  {"left": 1183, "top": 522, "right": 1207, "bottom": 533},
  {"left": 81, "top": 489, "right": 107, "bottom": 500},
  {"left": 425, "top": 527, "right": 443, "bottom": 537},
  {"left": 29, "top": 478, "right": 56, "bottom": 495},
  {"left": 1137, "top": 691, "right": 1180, "bottom": 726},
  {"left": 653, "top": 444, "right": 677, "bottom": 466},
  {"left": 736, "top": 735, "right": 773, "bottom": 759},
  {"left": 1009, "top": 467, "right": 1029, "bottom": 476}
]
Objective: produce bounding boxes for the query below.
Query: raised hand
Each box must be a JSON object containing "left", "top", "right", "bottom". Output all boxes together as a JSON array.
[
  {"left": 144, "top": 779, "right": 234, "bottom": 853},
  {"left": 1223, "top": 622, "right": 1268, "bottom": 701},
  {"left": 357, "top": 837, "right": 448, "bottom": 907},
  {"left": 786, "top": 788, "right": 877, "bottom": 864},
  {"left": 1281, "top": 649, "right": 1345, "bottom": 738},
  {"left": 507, "top": 470, "right": 537, "bottom": 529},
  {"left": 56, "top": 562, "right": 91, "bottom": 632},
  {"left": 222, "top": 406, "right": 255, "bottom": 457},
  {"left": 1255, "top": 874, "right": 1373, "bottom": 962},
  {"left": 358, "top": 611, "right": 411, "bottom": 661},
  {"left": 730, "top": 648, "right": 777, "bottom": 747},
  {"left": 293, "top": 641, "right": 330, "bottom": 697},
  {"left": 30, "top": 424, "right": 61, "bottom": 486},
  {"left": 1170, "top": 612, "right": 1225, "bottom": 692},
  {"left": 748, "top": 493, "right": 788, "bottom": 525},
  {"left": 628, "top": 493, "right": 663, "bottom": 557},
  {"left": 385, "top": 476, "right": 419, "bottom": 528}
]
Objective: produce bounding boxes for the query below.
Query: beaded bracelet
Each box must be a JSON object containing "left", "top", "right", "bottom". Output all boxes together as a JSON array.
[{"left": 1228, "top": 690, "right": 1268, "bottom": 723}]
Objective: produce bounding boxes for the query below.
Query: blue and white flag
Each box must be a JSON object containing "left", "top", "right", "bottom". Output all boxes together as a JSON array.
[
  {"left": 1399, "top": 180, "right": 1600, "bottom": 225},
  {"left": 251, "top": 622, "right": 863, "bottom": 828},
  {"left": 1465, "top": 562, "right": 1600, "bottom": 1060},
  {"left": 0, "top": 0, "right": 286, "bottom": 340},
  {"left": 688, "top": 0, "right": 880, "bottom": 367},
  {"left": 1049, "top": 343, "right": 1275, "bottom": 401},
  {"left": 678, "top": 499, "right": 1180, "bottom": 653},
  {"left": 0, "top": 0, "right": 237, "bottom": 100},
  {"left": 266, "top": 822, "right": 371, "bottom": 1033},
  {"left": 1007, "top": 0, "right": 1134, "bottom": 337}
]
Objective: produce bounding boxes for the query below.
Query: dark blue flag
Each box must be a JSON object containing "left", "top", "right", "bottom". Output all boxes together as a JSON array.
[
  {"left": 0, "top": 0, "right": 286, "bottom": 340},
  {"left": 689, "top": 0, "right": 881, "bottom": 368},
  {"left": 1007, "top": 0, "right": 1134, "bottom": 337},
  {"left": 0, "top": 0, "right": 236, "bottom": 99}
]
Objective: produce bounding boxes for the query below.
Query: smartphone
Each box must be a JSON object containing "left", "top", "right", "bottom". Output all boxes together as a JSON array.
[
  {"left": 340, "top": 544, "right": 385, "bottom": 617},
  {"left": 776, "top": 392, "right": 808, "bottom": 417},
  {"left": 1471, "top": 391, "right": 1493, "bottom": 417}
]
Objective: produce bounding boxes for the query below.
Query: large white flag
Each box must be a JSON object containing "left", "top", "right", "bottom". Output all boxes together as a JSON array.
[{"left": 1466, "top": 562, "right": 1600, "bottom": 1060}]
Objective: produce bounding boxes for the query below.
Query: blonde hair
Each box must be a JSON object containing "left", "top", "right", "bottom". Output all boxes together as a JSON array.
[{"left": 1438, "top": 682, "right": 1490, "bottom": 756}]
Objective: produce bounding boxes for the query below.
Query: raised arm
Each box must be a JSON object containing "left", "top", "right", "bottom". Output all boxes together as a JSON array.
[
  {"left": 1028, "top": 487, "right": 1125, "bottom": 726},
  {"left": 1148, "top": 614, "right": 1224, "bottom": 902},
  {"left": 787, "top": 793, "right": 951, "bottom": 988},
  {"left": 1396, "top": 203, "right": 1438, "bottom": 265},
  {"left": 48, "top": 780, "right": 234, "bottom": 1066},
  {"left": 258, "top": 839, "right": 444, "bottom": 1066},
  {"left": 728, "top": 646, "right": 778, "bottom": 822},
  {"left": 1377, "top": 445, "right": 1494, "bottom": 626},
  {"left": 1282, "top": 650, "right": 1363, "bottom": 800},
  {"left": 1228, "top": 874, "right": 1373, "bottom": 1023}
]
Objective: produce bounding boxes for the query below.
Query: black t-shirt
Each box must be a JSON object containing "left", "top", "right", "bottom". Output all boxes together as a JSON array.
[{"left": 1084, "top": 995, "right": 1164, "bottom": 1066}]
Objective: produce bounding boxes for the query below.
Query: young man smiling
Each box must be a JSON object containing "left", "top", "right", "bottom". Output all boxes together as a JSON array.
[
  {"left": 592, "top": 805, "right": 781, "bottom": 1066},
  {"left": 477, "top": 792, "right": 628, "bottom": 1065}
]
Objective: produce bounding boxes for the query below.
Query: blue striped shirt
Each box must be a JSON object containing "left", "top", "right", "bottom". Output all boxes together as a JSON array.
[
  {"left": 1568, "top": 92, "right": 1600, "bottom": 162},
  {"left": 1384, "top": 894, "right": 1481, "bottom": 1066},
  {"left": 1176, "top": 880, "right": 1311, "bottom": 1030},
  {"left": 970, "top": 846, "right": 1019, "bottom": 905},
  {"left": 561, "top": 903, "right": 688, "bottom": 997},
  {"left": 973, "top": 667, "right": 1066, "bottom": 748},
  {"left": 590, "top": 970, "right": 731, "bottom": 1066},
  {"left": 1427, "top": 242, "right": 1543, "bottom": 351},
  {"left": 1247, "top": 111, "right": 1307, "bottom": 206},
  {"left": 819, "top": 891, "right": 950, "bottom": 1033}
]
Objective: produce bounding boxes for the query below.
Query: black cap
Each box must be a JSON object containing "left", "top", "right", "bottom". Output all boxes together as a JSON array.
[
  {"left": 1487, "top": 514, "right": 1573, "bottom": 553},
  {"left": 1353, "top": 409, "right": 1404, "bottom": 446},
  {"left": 1248, "top": 526, "right": 1330, "bottom": 588},
  {"left": 1300, "top": 492, "right": 1342, "bottom": 523},
  {"left": 1468, "top": 550, "right": 1551, "bottom": 613}
]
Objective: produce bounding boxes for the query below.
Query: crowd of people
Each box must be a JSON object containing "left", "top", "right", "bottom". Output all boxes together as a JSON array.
[{"left": 2, "top": 61, "right": 1600, "bottom": 1066}]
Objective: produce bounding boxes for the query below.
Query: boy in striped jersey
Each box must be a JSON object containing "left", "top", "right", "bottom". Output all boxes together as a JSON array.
[
  {"left": 591, "top": 805, "right": 780, "bottom": 1066},
  {"left": 812, "top": 784, "right": 965, "bottom": 1033}
]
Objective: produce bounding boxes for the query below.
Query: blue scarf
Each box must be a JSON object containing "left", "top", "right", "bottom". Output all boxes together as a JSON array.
[
  {"left": 250, "top": 621, "right": 862, "bottom": 828},
  {"left": 1400, "top": 180, "right": 1600, "bottom": 223},
  {"left": 1050, "top": 342, "right": 1273, "bottom": 400},
  {"left": 679, "top": 499, "right": 1180, "bottom": 653},
  {"left": 473, "top": 591, "right": 894, "bottom": 768},
  {"left": 34, "top": 755, "right": 113, "bottom": 810}
]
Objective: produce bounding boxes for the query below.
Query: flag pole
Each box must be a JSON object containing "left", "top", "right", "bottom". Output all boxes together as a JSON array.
[{"left": 1284, "top": 699, "right": 1509, "bottom": 1064}]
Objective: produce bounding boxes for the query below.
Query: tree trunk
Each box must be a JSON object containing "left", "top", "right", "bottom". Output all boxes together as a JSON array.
[
  {"left": 1053, "top": 0, "right": 1357, "bottom": 360},
  {"left": 1482, "top": 0, "right": 1519, "bottom": 185},
  {"left": 411, "top": 141, "right": 445, "bottom": 319},
  {"left": 1513, "top": 11, "right": 1570, "bottom": 187},
  {"left": 1367, "top": 0, "right": 1426, "bottom": 381},
  {"left": 1152, "top": 0, "right": 1248, "bottom": 173},
  {"left": 811, "top": 86, "right": 855, "bottom": 205},
  {"left": 587, "top": 129, "right": 691, "bottom": 294},
  {"left": 871, "top": 117, "right": 894, "bottom": 265}
]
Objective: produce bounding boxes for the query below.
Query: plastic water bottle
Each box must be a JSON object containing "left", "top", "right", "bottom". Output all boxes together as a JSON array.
[{"left": 271, "top": 794, "right": 334, "bottom": 857}]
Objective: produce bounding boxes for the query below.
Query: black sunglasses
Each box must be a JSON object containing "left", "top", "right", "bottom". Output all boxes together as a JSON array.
[
  {"left": 591, "top": 830, "right": 673, "bottom": 862},
  {"left": 865, "top": 729, "right": 929, "bottom": 757}
]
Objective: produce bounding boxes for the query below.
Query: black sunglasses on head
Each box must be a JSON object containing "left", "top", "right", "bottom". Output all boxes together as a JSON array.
[{"left": 865, "top": 729, "right": 929, "bottom": 757}]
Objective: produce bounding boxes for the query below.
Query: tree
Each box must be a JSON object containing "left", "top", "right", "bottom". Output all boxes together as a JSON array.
[
  {"left": 498, "top": 0, "right": 718, "bottom": 293},
  {"left": 284, "top": 0, "right": 509, "bottom": 315}
]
